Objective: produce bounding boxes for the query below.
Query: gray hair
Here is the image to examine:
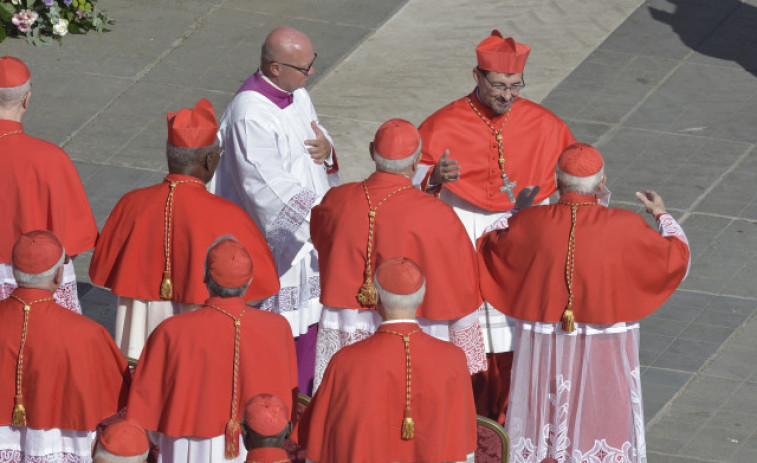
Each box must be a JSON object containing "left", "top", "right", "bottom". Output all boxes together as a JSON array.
[
  {"left": 165, "top": 143, "right": 200, "bottom": 167},
  {"left": 203, "top": 235, "right": 251, "bottom": 298},
  {"left": 13, "top": 251, "right": 65, "bottom": 287},
  {"left": 373, "top": 144, "right": 421, "bottom": 174},
  {"left": 555, "top": 164, "right": 604, "bottom": 195},
  {"left": 93, "top": 445, "right": 149, "bottom": 463},
  {"left": 374, "top": 274, "right": 426, "bottom": 312},
  {"left": 0, "top": 80, "right": 31, "bottom": 109}
]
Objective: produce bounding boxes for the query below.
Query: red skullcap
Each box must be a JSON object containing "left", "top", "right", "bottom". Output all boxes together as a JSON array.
[
  {"left": 99, "top": 419, "right": 150, "bottom": 457},
  {"left": 476, "top": 30, "right": 531, "bottom": 74},
  {"left": 244, "top": 394, "right": 289, "bottom": 436},
  {"left": 373, "top": 119, "right": 421, "bottom": 160},
  {"left": 166, "top": 98, "right": 218, "bottom": 148},
  {"left": 375, "top": 257, "right": 425, "bottom": 295},
  {"left": 12, "top": 230, "right": 64, "bottom": 275},
  {"left": 558, "top": 143, "right": 604, "bottom": 177},
  {"left": 207, "top": 238, "right": 253, "bottom": 288},
  {"left": 0, "top": 56, "right": 31, "bottom": 88}
]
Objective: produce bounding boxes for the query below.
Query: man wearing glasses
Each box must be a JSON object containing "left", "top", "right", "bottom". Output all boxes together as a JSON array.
[
  {"left": 414, "top": 30, "right": 576, "bottom": 425},
  {"left": 212, "top": 26, "right": 338, "bottom": 397}
]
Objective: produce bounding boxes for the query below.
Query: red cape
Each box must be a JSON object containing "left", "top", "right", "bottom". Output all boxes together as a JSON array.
[
  {"left": 89, "top": 174, "right": 279, "bottom": 304},
  {"left": 0, "top": 288, "right": 130, "bottom": 430},
  {"left": 293, "top": 322, "right": 476, "bottom": 462},
  {"left": 127, "top": 296, "right": 298, "bottom": 438},
  {"left": 477, "top": 193, "right": 690, "bottom": 323},
  {"left": 419, "top": 92, "right": 575, "bottom": 211},
  {"left": 311, "top": 172, "right": 482, "bottom": 320},
  {"left": 0, "top": 120, "right": 97, "bottom": 262}
]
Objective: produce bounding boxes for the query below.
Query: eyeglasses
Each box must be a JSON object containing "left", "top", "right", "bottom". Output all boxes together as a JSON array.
[
  {"left": 479, "top": 69, "right": 526, "bottom": 94},
  {"left": 278, "top": 53, "right": 318, "bottom": 76}
]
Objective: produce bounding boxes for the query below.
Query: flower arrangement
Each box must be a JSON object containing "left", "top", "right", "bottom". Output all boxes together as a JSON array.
[{"left": 0, "top": 0, "right": 114, "bottom": 45}]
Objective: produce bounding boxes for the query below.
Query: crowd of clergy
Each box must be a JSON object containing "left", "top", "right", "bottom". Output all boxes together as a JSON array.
[{"left": 1, "top": 23, "right": 690, "bottom": 463}]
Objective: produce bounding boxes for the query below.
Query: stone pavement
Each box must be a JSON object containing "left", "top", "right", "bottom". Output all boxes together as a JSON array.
[{"left": 3, "top": 0, "right": 757, "bottom": 461}]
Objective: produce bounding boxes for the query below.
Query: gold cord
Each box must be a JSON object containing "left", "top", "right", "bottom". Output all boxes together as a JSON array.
[
  {"left": 356, "top": 182, "right": 413, "bottom": 307},
  {"left": 161, "top": 177, "right": 205, "bottom": 300},
  {"left": 557, "top": 201, "right": 598, "bottom": 333},
  {"left": 0, "top": 130, "right": 23, "bottom": 140},
  {"left": 8, "top": 294, "right": 54, "bottom": 426},
  {"left": 207, "top": 304, "right": 250, "bottom": 458},
  {"left": 466, "top": 96, "right": 513, "bottom": 191},
  {"left": 377, "top": 327, "right": 421, "bottom": 439}
]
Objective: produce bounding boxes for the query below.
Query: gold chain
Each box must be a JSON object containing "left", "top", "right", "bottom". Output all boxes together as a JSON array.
[
  {"left": 376, "top": 327, "right": 421, "bottom": 439},
  {"left": 356, "top": 182, "right": 414, "bottom": 307},
  {"left": 466, "top": 96, "right": 511, "bottom": 177},
  {"left": 556, "top": 201, "right": 598, "bottom": 332},
  {"left": 9, "top": 294, "right": 54, "bottom": 427},
  {"left": 160, "top": 177, "right": 206, "bottom": 300},
  {"left": 0, "top": 130, "right": 23, "bottom": 140},
  {"left": 206, "top": 304, "right": 250, "bottom": 458}
]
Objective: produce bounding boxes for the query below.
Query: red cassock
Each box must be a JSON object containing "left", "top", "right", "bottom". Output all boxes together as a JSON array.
[
  {"left": 419, "top": 92, "right": 575, "bottom": 211},
  {"left": 127, "top": 296, "right": 299, "bottom": 437},
  {"left": 89, "top": 173, "right": 279, "bottom": 304},
  {"left": 293, "top": 322, "right": 477, "bottom": 462},
  {"left": 0, "top": 288, "right": 130, "bottom": 430},
  {"left": 477, "top": 193, "right": 691, "bottom": 322},
  {"left": 311, "top": 172, "right": 481, "bottom": 319},
  {"left": 244, "top": 448, "right": 290, "bottom": 463},
  {"left": 0, "top": 120, "right": 97, "bottom": 262}
]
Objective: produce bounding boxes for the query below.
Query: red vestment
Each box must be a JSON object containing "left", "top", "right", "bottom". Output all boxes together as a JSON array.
[
  {"left": 244, "top": 447, "right": 290, "bottom": 463},
  {"left": 419, "top": 92, "right": 575, "bottom": 211},
  {"left": 477, "top": 193, "right": 690, "bottom": 322},
  {"left": 127, "top": 296, "right": 298, "bottom": 438},
  {"left": 0, "top": 120, "right": 97, "bottom": 262},
  {"left": 89, "top": 174, "right": 279, "bottom": 304},
  {"left": 0, "top": 288, "right": 130, "bottom": 430},
  {"left": 311, "top": 172, "right": 481, "bottom": 319},
  {"left": 293, "top": 322, "right": 477, "bottom": 462}
]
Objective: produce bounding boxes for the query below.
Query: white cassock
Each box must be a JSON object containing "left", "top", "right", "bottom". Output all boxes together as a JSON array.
[
  {"left": 0, "top": 261, "right": 81, "bottom": 314},
  {"left": 211, "top": 82, "right": 337, "bottom": 337},
  {"left": 0, "top": 427, "right": 94, "bottom": 463}
]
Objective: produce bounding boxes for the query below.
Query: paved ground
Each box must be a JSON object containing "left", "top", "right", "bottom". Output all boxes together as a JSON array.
[{"left": 4, "top": 0, "right": 757, "bottom": 461}]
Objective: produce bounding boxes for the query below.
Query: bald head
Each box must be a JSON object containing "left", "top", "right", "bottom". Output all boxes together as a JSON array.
[{"left": 260, "top": 26, "right": 316, "bottom": 92}]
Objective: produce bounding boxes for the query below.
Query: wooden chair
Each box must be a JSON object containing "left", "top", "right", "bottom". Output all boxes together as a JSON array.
[
  {"left": 283, "top": 393, "right": 311, "bottom": 463},
  {"left": 475, "top": 415, "right": 510, "bottom": 463}
]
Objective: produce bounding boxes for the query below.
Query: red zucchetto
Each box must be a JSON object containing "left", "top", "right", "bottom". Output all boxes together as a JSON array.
[
  {"left": 0, "top": 56, "right": 31, "bottom": 88},
  {"left": 12, "top": 230, "right": 64, "bottom": 275},
  {"left": 375, "top": 257, "right": 425, "bottom": 295},
  {"left": 373, "top": 119, "right": 421, "bottom": 160},
  {"left": 475, "top": 30, "right": 530, "bottom": 74},
  {"left": 99, "top": 419, "right": 150, "bottom": 457},
  {"left": 207, "top": 238, "right": 254, "bottom": 288},
  {"left": 166, "top": 98, "right": 218, "bottom": 148},
  {"left": 244, "top": 393, "right": 289, "bottom": 436},
  {"left": 558, "top": 143, "right": 604, "bottom": 177}
]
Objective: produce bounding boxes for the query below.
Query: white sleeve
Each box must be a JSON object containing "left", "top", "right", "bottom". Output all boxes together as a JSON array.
[{"left": 656, "top": 212, "right": 691, "bottom": 280}]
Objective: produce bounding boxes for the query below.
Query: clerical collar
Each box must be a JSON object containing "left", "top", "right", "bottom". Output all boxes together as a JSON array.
[
  {"left": 381, "top": 319, "right": 418, "bottom": 325},
  {"left": 236, "top": 69, "right": 293, "bottom": 109}
]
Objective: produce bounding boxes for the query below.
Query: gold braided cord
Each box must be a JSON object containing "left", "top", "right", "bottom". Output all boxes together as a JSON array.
[
  {"left": 161, "top": 178, "right": 205, "bottom": 300},
  {"left": 0, "top": 130, "right": 23, "bottom": 140},
  {"left": 557, "top": 201, "right": 598, "bottom": 333},
  {"left": 466, "top": 96, "right": 511, "bottom": 183},
  {"left": 206, "top": 304, "right": 250, "bottom": 458},
  {"left": 8, "top": 294, "right": 54, "bottom": 427},
  {"left": 356, "top": 182, "right": 414, "bottom": 307},
  {"left": 377, "top": 327, "right": 421, "bottom": 440}
]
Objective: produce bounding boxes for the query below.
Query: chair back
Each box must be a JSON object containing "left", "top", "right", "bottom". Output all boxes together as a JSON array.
[
  {"left": 283, "top": 393, "right": 311, "bottom": 463},
  {"left": 475, "top": 415, "right": 510, "bottom": 463}
]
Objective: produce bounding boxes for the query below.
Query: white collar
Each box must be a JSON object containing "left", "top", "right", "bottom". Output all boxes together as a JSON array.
[
  {"left": 259, "top": 69, "right": 291, "bottom": 94},
  {"left": 381, "top": 319, "right": 418, "bottom": 325}
]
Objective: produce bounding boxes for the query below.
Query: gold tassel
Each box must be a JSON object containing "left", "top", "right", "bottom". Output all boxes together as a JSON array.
[
  {"left": 224, "top": 419, "right": 240, "bottom": 458},
  {"left": 561, "top": 308, "right": 575, "bottom": 333},
  {"left": 356, "top": 278, "right": 377, "bottom": 307},
  {"left": 401, "top": 409, "right": 414, "bottom": 440},
  {"left": 12, "top": 399, "right": 26, "bottom": 427},
  {"left": 160, "top": 272, "right": 173, "bottom": 301}
]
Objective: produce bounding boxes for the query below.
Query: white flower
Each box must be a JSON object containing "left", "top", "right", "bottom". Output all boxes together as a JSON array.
[
  {"left": 11, "top": 0, "right": 21, "bottom": 5},
  {"left": 52, "top": 18, "right": 69, "bottom": 36}
]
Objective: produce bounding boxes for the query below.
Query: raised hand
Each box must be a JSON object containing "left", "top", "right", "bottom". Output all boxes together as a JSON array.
[
  {"left": 305, "top": 120, "right": 331, "bottom": 164},
  {"left": 429, "top": 150, "right": 460, "bottom": 185}
]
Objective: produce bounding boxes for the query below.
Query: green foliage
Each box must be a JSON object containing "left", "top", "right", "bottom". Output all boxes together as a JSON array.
[{"left": 0, "top": 0, "right": 114, "bottom": 45}]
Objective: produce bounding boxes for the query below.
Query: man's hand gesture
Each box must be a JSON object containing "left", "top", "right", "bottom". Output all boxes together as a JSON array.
[
  {"left": 306, "top": 121, "right": 331, "bottom": 165},
  {"left": 429, "top": 150, "right": 460, "bottom": 185},
  {"left": 635, "top": 189, "right": 667, "bottom": 216}
]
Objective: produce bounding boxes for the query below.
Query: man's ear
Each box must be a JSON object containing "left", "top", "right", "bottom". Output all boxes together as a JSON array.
[
  {"left": 22, "top": 91, "right": 31, "bottom": 110},
  {"left": 53, "top": 265, "right": 64, "bottom": 287},
  {"left": 369, "top": 142, "right": 375, "bottom": 160}
]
